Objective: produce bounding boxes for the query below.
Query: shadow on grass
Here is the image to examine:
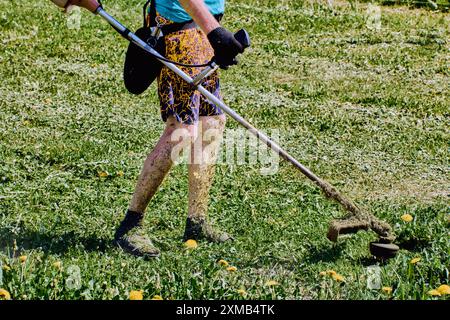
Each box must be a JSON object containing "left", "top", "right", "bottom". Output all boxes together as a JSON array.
[
  {"left": 0, "top": 226, "right": 111, "bottom": 256},
  {"left": 357, "top": 256, "right": 391, "bottom": 267},
  {"left": 236, "top": 242, "right": 348, "bottom": 272},
  {"left": 397, "top": 238, "right": 431, "bottom": 252},
  {"left": 303, "top": 242, "right": 347, "bottom": 264}
]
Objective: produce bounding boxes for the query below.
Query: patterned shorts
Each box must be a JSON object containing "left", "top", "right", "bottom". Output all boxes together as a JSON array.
[{"left": 157, "top": 18, "right": 223, "bottom": 125}]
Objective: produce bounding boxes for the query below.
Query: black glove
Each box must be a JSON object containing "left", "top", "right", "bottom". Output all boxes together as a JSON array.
[{"left": 207, "top": 27, "right": 244, "bottom": 70}]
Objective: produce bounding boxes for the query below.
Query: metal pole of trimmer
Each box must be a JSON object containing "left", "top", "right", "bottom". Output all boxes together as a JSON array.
[{"left": 73, "top": 0, "right": 399, "bottom": 259}]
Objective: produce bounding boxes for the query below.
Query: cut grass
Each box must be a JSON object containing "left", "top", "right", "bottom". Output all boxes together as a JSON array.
[{"left": 0, "top": 0, "right": 448, "bottom": 300}]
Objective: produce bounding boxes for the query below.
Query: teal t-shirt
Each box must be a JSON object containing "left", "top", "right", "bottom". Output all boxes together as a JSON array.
[{"left": 155, "top": 0, "right": 225, "bottom": 23}]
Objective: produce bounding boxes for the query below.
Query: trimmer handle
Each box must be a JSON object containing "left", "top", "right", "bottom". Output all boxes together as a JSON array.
[{"left": 234, "top": 29, "right": 251, "bottom": 51}]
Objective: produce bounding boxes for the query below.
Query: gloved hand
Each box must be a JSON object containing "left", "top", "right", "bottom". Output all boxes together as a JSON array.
[{"left": 207, "top": 27, "right": 244, "bottom": 70}]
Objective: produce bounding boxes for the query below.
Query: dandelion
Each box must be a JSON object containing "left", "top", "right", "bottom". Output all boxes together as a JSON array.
[
  {"left": 19, "top": 255, "right": 27, "bottom": 263},
  {"left": 117, "top": 171, "right": 124, "bottom": 177},
  {"left": 382, "top": 287, "right": 393, "bottom": 294},
  {"left": 332, "top": 274, "right": 345, "bottom": 282},
  {"left": 436, "top": 284, "right": 450, "bottom": 295},
  {"left": 151, "top": 295, "right": 163, "bottom": 300},
  {"left": 53, "top": 261, "right": 62, "bottom": 269},
  {"left": 98, "top": 171, "right": 109, "bottom": 178},
  {"left": 23, "top": 120, "right": 31, "bottom": 126},
  {"left": 226, "top": 266, "right": 237, "bottom": 272},
  {"left": 427, "top": 289, "right": 441, "bottom": 297},
  {"left": 0, "top": 288, "right": 11, "bottom": 300},
  {"left": 51, "top": 278, "right": 59, "bottom": 287},
  {"left": 265, "top": 280, "right": 279, "bottom": 286},
  {"left": 319, "top": 270, "right": 341, "bottom": 279},
  {"left": 184, "top": 239, "right": 198, "bottom": 249},
  {"left": 217, "top": 259, "right": 229, "bottom": 267},
  {"left": 129, "top": 290, "right": 144, "bottom": 300},
  {"left": 237, "top": 289, "right": 247, "bottom": 296},
  {"left": 401, "top": 214, "right": 413, "bottom": 222},
  {"left": 410, "top": 257, "right": 421, "bottom": 264},
  {"left": 2, "top": 265, "right": 11, "bottom": 272}
]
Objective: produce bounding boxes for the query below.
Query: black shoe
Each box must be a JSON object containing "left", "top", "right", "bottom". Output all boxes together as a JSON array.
[{"left": 114, "top": 210, "right": 160, "bottom": 258}]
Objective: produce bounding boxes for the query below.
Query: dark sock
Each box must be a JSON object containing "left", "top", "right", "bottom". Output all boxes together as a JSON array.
[
  {"left": 114, "top": 210, "right": 144, "bottom": 240},
  {"left": 183, "top": 216, "right": 205, "bottom": 241}
]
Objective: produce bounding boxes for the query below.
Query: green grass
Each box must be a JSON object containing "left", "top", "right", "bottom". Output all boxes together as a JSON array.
[{"left": 0, "top": 0, "right": 448, "bottom": 300}]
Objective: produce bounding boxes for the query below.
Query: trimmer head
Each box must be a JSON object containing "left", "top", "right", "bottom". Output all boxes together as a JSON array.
[
  {"left": 327, "top": 216, "right": 399, "bottom": 259},
  {"left": 369, "top": 242, "right": 399, "bottom": 259},
  {"left": 326, "top": 217, "right": 370, "bottom": 242}
]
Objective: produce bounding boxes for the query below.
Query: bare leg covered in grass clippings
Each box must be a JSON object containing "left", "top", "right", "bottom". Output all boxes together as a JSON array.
[{"left": 114, "top": 115, "right": 230, "bottom": 258}]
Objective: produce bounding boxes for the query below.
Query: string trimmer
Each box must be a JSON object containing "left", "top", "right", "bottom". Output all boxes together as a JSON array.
[{"left": 51, "top": 0, "right": 400, "bottom": 259}]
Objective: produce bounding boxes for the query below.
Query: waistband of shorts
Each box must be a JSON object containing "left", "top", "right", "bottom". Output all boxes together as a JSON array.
[{"left": 148, "top": 13, "right": 223, "bottom": 36}]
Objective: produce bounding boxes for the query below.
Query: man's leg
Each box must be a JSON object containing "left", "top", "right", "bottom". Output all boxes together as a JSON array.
[
  {"left": 129, "top": 117, "right": 195, "bottom": 213},
  {"left": 183, "top": 114, "right": 231, "bottom": 242},
  {"left": 114, "top": 116, "right": 197, "bottom": 257}
]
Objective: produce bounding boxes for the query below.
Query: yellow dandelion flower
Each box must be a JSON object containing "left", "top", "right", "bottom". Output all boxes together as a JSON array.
[
  {"left": 401, "top": 214, "right": 413, "bottom": 222},
  {"left": 23, "top": 120, "right": 31, "bottom": 126},
  {"left": 217, "top": 259, "right": 229, "bottom": 267},
  {"left": 382, "top": 287, "right": 393, "bottom": 294},
  {"left": 437, "top": 284, "right": 450, "bottom": 295},
  {"left": 117, "top": 171, "right": 124, "bottom": 177},
  {"left": 326, "top": 270, "right": 337, "bottom": 276},
  {"left": 52, "top": 261, "right": 62, "bottom": 269},
  {"left": 129, "top": 290, "right": 144, "bottom": 300},
  {"left": 332, "top": 274, "right": 345, "bottom": 282},
  {"left": 427, "top": 289, "right": 441, "bottom": 297},
  {"left": 98, "top": 171, "right": 109, "bottom": 178},
  {"left": 184, "top": 239, "right": 198, "bottom": 249},
  {"left": 151, "top": 295, "right": 163, "bottom": 300},
  {"left": 265, "top": 280, "right": 279, "bottom": 286},
  {"left": 2, "top": 265, "right": 11, "bottom": 272},
  {"left": 226, "top": 266, "right": 237, "bottom": 272},
  {"left": 0, "top": 288, "right": 11, "bottom": 300},
  {"left": 19, "top": 255, "right": 27, "bottom": 263},
  {"left": 410, "top": 257, "right": 421, "bottom": 264},
  {"left": 319, "top": 271, "right": 327, "bottom": 276},
  {"left": 237, "top": 289, "right": 247, "bottom": 296}
]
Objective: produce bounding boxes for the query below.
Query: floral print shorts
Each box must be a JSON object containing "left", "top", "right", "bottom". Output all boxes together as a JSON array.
[{"left": 156, "top": 18, "right": 223, "bottom": 125}]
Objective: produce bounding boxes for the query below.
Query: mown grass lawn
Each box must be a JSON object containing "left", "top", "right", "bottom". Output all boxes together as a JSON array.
[{"left": 0, "top": 0, "right": 448, "bottom": 300}]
